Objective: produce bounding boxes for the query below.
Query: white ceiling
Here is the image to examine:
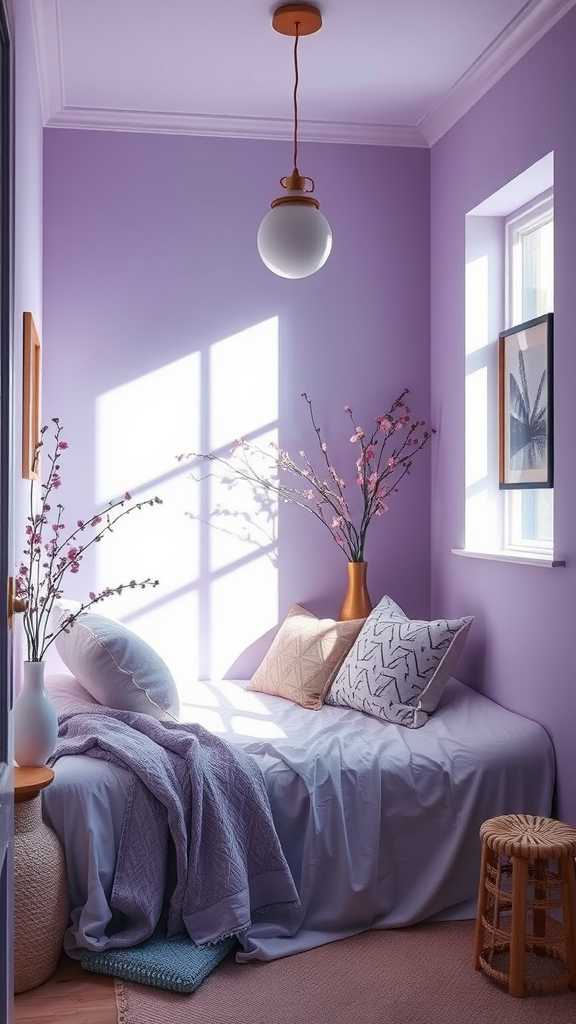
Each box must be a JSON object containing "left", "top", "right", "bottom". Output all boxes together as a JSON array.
[{"left": 31, "top": 0, "right": 576, "bottom": 147}]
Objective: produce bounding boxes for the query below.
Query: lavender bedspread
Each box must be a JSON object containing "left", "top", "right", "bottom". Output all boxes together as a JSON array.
[
  {"left": 48, "top": 705, "right": 298, "bottom": 948},
  {"left": 44, "top": 676, "right": 555, "bottom": 963}
]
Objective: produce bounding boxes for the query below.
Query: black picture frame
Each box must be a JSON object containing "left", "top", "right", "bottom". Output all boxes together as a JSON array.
[{"left": 498, "top": 312, "right": 553, "bottom": 489}]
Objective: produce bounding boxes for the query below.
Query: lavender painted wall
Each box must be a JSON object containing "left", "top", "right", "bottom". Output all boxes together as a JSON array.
[
  {"left": 41, "top": 130, "right": 431, "bottom": 689},
  {"left": 431, "top": 7, "right": 576, "bottom": 823},
  {"left": 12, "top": 0, "right": 43, "bottom": 675}
]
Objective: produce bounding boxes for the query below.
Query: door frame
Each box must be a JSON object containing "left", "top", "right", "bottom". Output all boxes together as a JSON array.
[{"left": 0, "top": 0, "right": 15, "bottom": 1017}]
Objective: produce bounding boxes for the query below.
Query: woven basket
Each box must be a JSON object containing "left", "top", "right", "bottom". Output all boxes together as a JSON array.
[{"left": 14, "top": 794, "right": 69, "bottom": 993}]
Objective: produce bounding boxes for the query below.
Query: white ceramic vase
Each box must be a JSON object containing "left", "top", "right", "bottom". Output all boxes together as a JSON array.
[{"left": 14, "top": 661, "right": 59, "bottom": 767}]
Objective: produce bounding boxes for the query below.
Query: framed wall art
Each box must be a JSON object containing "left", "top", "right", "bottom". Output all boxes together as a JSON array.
[
  {"left": 498, "top": 312, "right": 553, "bottom": 489},
  {"left": 22, "top": 311, "right": 42, "bottom": 480}
]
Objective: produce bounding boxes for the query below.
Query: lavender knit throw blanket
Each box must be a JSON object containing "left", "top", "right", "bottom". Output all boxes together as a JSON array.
[{"left": 50, "top": 706, "right": 299, "bottom": 948}]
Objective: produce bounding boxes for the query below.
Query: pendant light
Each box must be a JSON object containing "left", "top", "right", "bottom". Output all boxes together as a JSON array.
[{"left": 257, "top": 4, "right": 332, "bottom": 280}]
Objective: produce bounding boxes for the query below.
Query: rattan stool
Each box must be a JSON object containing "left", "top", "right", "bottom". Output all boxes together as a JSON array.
[{"left": 473, "top": 813, "right": 576, "bottom": 997}]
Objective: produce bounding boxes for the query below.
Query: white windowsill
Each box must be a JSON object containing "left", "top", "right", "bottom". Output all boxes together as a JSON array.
[{"left": 451, "top": 548, "right": 565, "bottom": 568}]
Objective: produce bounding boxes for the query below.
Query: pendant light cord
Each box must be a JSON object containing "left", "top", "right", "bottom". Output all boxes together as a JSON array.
[{"left": 292, "top": 22, "right": 300, "bottom": 173}]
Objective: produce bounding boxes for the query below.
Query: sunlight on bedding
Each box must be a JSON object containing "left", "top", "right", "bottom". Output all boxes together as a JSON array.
[
  {"left": 180, "top": 680, "right": 287, "bottom": 739},
  {"left": 179, "top": 705, "right": 287, "bottom": 739},
  {"left": 93, "top": 319, "right": 280, "bottom": 698},
  {"left": 210, "top": 678, "right": 273, "bottom": 712}
]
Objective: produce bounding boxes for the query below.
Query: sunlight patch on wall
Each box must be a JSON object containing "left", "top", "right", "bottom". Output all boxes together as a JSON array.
[
  {"left": 209, "top": 555, "right": 278, "bottom": 681},
  {"left": 465, "top": 366, "right": 488, "bottom": 488},
  {"left": 96, "top": 351, "right": 201, "bottom": 499},
  {"left": 465, "top": 254, "right": 489, "bottom": 356},
  {"left": 464, "top": 216, "right": 502, "bottom": 553},
  {"left": 209, "top": 317, "right": 279, "bottom": 449},
  {"left": 94, "top": 351, "right": 201, "bottom": 611},
  {"left": 94, "top": 320, "right": 281, "bottom": 692},
  {"left": 197, "top": 316, "right": 280, "bottom": 681},
  {"left": 127, "top": 592, "right": 200, "bottom": 697},
  {"left": 208, "top": 427, "right": 278, "bottom": 575},
  {"left": 94, "top": 472, "right": 200, "bottom": 604},
  {"left": 94, "top": 351, "right": 201, "bottom": 689},
  {"left": 464, "top": 249, "right": 494, "bottom": 549},
  {"left": 465, "top": 367, "right": 497, "bottom": 550}
]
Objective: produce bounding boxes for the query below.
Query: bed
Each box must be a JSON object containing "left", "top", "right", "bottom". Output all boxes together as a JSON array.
[{"left": 43, "top": 669, "right": 556, "bottom": 963}]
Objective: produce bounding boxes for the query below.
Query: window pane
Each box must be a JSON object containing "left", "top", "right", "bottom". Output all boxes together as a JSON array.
[
  {"left": 521, "top": 220, "right": 553, "bottom": 320},
  {"left": 506, "top": 198, "right": 553, "bottom": 553},
  {"left": 508, "top": 488, "right": 553, "bottom": 548}
]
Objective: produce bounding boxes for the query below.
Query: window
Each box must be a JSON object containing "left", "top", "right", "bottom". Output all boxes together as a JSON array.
[
  {"left": 504, "top": 193, "right": 553, "bottom": 554},
  {"left": 462, "top": 153, "right": 558, "bottom": 565}
]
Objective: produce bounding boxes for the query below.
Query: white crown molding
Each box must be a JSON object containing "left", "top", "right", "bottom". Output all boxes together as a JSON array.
[
  {"left": 420, "top": 0, "right": 576, "bottom": 146},
  {"left": 32, "top": 0, "right": 576, "bottom": 149},
  {"left": 43, "top": 104, "right": 429, "bottom": 147},
  {"left": 30, "top": 0, "right": 64, "bottom": 126}
]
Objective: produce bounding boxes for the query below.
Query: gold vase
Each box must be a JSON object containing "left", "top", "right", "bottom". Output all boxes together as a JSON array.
[{"left": 338, "top": 561, "right": 372, "bottom": 620}]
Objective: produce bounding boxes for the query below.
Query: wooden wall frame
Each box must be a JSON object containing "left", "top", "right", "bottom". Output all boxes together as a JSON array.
[
  {"left": 498, "top": 312, "right": 553, "bottom": 489},
  {"left": 22, "top": 311, "right": 41, "bottom": 480}
]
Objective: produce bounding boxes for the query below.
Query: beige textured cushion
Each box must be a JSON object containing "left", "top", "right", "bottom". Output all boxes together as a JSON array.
[{"left": 247, "top": 604, "right": 365, "bottom": 710}]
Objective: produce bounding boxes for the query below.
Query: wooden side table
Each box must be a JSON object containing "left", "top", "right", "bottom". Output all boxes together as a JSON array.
[{"left": 14, "top": 766, "right": 69, "bottom": 994}]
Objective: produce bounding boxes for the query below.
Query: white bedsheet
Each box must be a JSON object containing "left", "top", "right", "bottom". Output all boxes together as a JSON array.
[{"left": 43, "top": 676, "right": 555, "bottom": 961}]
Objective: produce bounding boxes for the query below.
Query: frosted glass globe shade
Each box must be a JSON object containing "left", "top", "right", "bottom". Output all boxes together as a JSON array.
[{"left": 257, "top": 197, "right": 332, "bottom": 279}]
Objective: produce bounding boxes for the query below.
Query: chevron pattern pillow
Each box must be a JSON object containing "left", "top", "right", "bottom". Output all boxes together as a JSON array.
[
  {"left": 325, "top": 595, "right": 473, "bottom": 727},
  {"left": 247, "top": 604, "right": 365, "bottom": 710}
]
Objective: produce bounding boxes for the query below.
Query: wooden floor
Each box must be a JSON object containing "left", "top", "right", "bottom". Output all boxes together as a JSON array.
[{"left": 14, "top": 954, "right": 116, "bottom": 1024}]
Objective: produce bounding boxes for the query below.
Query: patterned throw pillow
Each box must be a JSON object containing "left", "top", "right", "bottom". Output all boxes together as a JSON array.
[
  {"left": 247, "top": 604, "right": 365, "bottom": 710},
  {"left": 325, "top": 595, "right": 473, "bottom": 728}
]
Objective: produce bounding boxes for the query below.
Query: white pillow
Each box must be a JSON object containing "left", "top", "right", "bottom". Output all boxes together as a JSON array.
[
  {"left": 54, "top": 610, "right": 180, "bottom": 721},
  {"left": 325, "top": 595, "right": 473, "bottom": 728},
  {"left": 45, "top": 672, "right": 100, "bottom": 715}
]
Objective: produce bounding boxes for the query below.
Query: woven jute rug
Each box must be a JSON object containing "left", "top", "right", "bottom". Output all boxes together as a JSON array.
[{"left": 115, "top": 920, "right": 576, "bottom": 1024}]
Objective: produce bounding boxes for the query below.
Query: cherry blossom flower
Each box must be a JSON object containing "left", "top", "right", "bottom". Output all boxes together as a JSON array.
[
  {"left": 16, "top": 418, "right": 162, "bottom": 662},
  {"left": 179, "top": 389, "right": 435, "bottom": 563}
]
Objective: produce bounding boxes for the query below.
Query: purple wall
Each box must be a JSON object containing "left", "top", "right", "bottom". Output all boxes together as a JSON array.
[
  {"left": 41, "top": 130, "right": 431, "bottom": 686},
  {"left": 431, "top": 7, "right": 576, "bottom": 823},
  {"left": 12, "top": 0, "right": 44, "bottom": 676}
]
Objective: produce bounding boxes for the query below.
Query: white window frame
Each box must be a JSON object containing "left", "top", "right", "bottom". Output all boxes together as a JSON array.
[
  {"left": 460, "top": 154, "right": 563, "bottom": 567},
  {"left": 502, "top": 191, "right": 553, "bottom": 556}
]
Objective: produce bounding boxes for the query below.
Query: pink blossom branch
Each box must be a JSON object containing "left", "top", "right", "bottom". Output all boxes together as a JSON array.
[
  {"left": 17, "top": 418, "right": 162, "bottom": 661},
  {"left": 38, "top": 578, "right": 160, "bottom": 659},
  {"left": 178, "top": 389, "right": 435, "bottom": 564}
]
